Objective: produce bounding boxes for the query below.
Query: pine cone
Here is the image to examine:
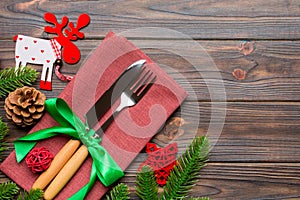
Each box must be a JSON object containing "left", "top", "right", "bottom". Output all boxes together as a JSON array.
[{"left": 4, "top": 86, "right": 46, "bottom": 127}]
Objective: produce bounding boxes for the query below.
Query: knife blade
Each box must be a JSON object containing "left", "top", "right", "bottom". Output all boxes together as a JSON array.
[{"left": 86, "top": 59, "right": 146, "bottom": 128}]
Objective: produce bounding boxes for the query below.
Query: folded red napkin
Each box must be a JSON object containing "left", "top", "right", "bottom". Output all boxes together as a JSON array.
[{"left": 0, "top": 32, "right": 187, "bottom": 199}]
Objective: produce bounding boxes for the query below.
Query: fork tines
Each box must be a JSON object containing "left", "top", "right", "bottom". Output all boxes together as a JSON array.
[{"left": 132, "top": 67, "right": 157, "bottom": 96}]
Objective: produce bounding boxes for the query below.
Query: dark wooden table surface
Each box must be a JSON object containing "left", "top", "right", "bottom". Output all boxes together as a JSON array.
[{"left": 1, "top": 0, "right": 300, "bottom": 199}]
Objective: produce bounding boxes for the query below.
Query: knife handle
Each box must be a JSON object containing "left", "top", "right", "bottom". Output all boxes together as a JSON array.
[
  {"left": 43, "top": 145, "right": 89, "bottom": 200},
  {"left": 32, "top": 139, "right": 81, "bottom": 190}
]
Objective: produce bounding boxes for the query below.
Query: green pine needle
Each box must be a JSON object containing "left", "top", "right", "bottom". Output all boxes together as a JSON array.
[
  {"left": 135, "top": 165, "right": 158, "bottom": 200},
  {"left": 159, "top": 136, "right": 210, "bottom": 200},
  {"left": 17, "top": 189, "right": 44, "bottom": 200},
  {"left": 0, "top": 66, "right": 38, "bottom": 98},
  {"left": 0, "top": 181, "right": 20, "bottom": 200},
  {"left": 0, "top": 117, "right": 9, "bottom": 161},
  {"left": 106, "top": 183, "right": 130, "bottom": 200}
]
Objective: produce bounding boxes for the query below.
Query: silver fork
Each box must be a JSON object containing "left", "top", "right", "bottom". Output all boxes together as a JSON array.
[{"left": 94, "top": 68, "right": 157, "bottom": 137}]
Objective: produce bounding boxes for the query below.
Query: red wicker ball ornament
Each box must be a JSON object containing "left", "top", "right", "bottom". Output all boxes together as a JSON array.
[{"left": 25, "top": 147, "right": 54, "bottom": 173}]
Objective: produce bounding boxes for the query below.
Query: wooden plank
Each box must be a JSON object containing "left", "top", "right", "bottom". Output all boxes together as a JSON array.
[
  {"left": 123, "top": 163, "right": 300, "bottom": 199},
  {"left": 1, "top": 39, "right": 300, "bottom": 101},
  {"left": 1, "top": 101, "right": 300, "bottom": 162},
  {"left": 0, "top": 0, "right": 300, "bottom": 39},
  {"left": 153, "top": 101, "right": 300, "bottom": 162}
]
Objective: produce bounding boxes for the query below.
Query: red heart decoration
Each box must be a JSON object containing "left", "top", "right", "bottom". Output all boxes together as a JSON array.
[
  {"left": 19, "top": 38, "right": 23, "bottom": 41},
  {"left": 41, "top": 50, "right": 44, "bottom": 53},
  {"left": 16, "top": 56, "right": 19, "bottom": 58},
  {"left": 32, "top": 58, "right": 35, "bottom": 61},
  {"left": 33, "top": 40, "right": 37, "bottom": 43},
  {"left": 25, "top": 47, "right": 28, "bottom": 50},
  {"left": 46, "top": 60, "right": 50, "bottom": 63},
  {"left": 139, "top": 143, "right": 178, "bottom": 186}
]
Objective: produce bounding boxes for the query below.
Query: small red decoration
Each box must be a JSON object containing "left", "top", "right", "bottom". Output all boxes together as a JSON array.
[
  {"left": 44, "top": 12, "right": 90, "bottom": 64},
  {"left": 25, "top": 147, "right": 54, "bottom": 173},
  {"left": 139, "top": 142, "right": 178, "bottom": 186}
]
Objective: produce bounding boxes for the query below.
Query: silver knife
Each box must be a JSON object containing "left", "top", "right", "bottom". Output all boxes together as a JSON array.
[{"left": 86, "top": 59, "right": 146, "bottom": 128}]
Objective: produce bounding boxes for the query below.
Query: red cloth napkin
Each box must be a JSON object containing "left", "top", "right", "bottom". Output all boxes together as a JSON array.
[{"left": 0, "top": 32, "right": 187, "bottom": 199}]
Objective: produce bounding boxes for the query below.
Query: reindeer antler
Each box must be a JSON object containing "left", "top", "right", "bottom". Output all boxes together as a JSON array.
[
  {"left": 43, "top": 12, "right": 91, "bottom": 64},
  {"left": 65, "top": 14, "right": 90, "bottom": 41},
  {"left": 44, "top": 12, "right": 69, "bottom": 38}
]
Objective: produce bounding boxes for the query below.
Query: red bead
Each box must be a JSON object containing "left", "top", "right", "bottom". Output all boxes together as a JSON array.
[{"left": 25, "top": 147, "right": 54, "bottom": 173}]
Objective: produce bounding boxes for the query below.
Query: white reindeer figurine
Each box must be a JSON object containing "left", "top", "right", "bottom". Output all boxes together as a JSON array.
[{"left": 14, "top": 12, "right": 90, "bottom": 90}]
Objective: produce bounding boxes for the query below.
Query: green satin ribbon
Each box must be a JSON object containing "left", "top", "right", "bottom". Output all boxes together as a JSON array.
[{"left": 14, "top": 98, "right": 124, "bottom": 199}]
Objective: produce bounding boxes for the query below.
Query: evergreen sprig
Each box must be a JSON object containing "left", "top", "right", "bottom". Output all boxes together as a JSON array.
[
  {"left": 106, "top": 183, "right": 130, "bottom": 200},
  {"left": 0, "top": 181, "right": 20, "bottom": 200},
  {"left": 0, "top": 117, "right": 9, "bottom": 161},
  {"left": 17, "top": 189, "right": 44, "bottom": 200},
  {"left": 106, "top": 136, "right": 210, "bottom": 200},
  {"left": 0, "top": 66, "right": 38, "bottom": 98},
  {"left": 159, "top": 136, "right": 210, "bottom": 200},
  {"left": 136, "top": 165, "right": 158, "bottom": 200},
  {"left": 0, "top": 182, "right": 43, "bottom": 200}
]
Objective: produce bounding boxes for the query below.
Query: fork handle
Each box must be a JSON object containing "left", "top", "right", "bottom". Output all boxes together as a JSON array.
[{"left": 94, "top": 110, "right": 121, "bottom": 136}]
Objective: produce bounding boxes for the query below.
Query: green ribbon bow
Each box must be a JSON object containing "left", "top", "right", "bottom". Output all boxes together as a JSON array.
[{"left": 14, "top": 98, "right": 124, "bottom": 199}]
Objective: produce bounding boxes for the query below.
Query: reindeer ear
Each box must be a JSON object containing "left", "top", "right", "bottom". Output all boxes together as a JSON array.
[{"left": 77, "top": 14, "right": 90, "bottom": 29}]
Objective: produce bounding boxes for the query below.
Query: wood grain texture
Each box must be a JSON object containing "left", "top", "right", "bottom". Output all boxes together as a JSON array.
[
  {"left": 123, "top": 163, "right": 300, "bottom": 199},
  {"left": 0, "top": 0, "right": 300, "bottom": 39},
  {"left": 1, "top": 102, "right": 300, "bottom": 163},
  {"left": 1, "top": 0, "right": 300, "bottom": 199},
  {"left": 2, "top": 39, "right": 300, "bottom": 101}
]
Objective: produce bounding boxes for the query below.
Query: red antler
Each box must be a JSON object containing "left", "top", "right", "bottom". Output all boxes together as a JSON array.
[
  {"left": 44, "top": 12, "right": 69, "bottom": 38},
  {"left": 65, "top": 14, "right": 90, "bottom": 41},
  {"left": 43, "top": 12, "right": 91, "bottom": 64}
]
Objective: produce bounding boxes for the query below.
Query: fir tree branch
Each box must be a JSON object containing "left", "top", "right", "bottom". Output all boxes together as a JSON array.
[
  {"left": 0, "top": 66, "right": 38, "bottom": 98},
  {"left": 17, "top": 189, "right": 43, "bottom": 200},
  {"left": 106, "top": 183, "right": 130, "bottom": 200},
  {"left": 135, "top": 165, "right": 158, "bottom": 200},
  {"left": 0, "top": 181, "right": 20, "bottom": 200},
  {"left": 159, "top": 136, "right": 210, "bottom": 200},
  {"left": 0, "top": 117, "right": 9, "bottom": 161}
]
